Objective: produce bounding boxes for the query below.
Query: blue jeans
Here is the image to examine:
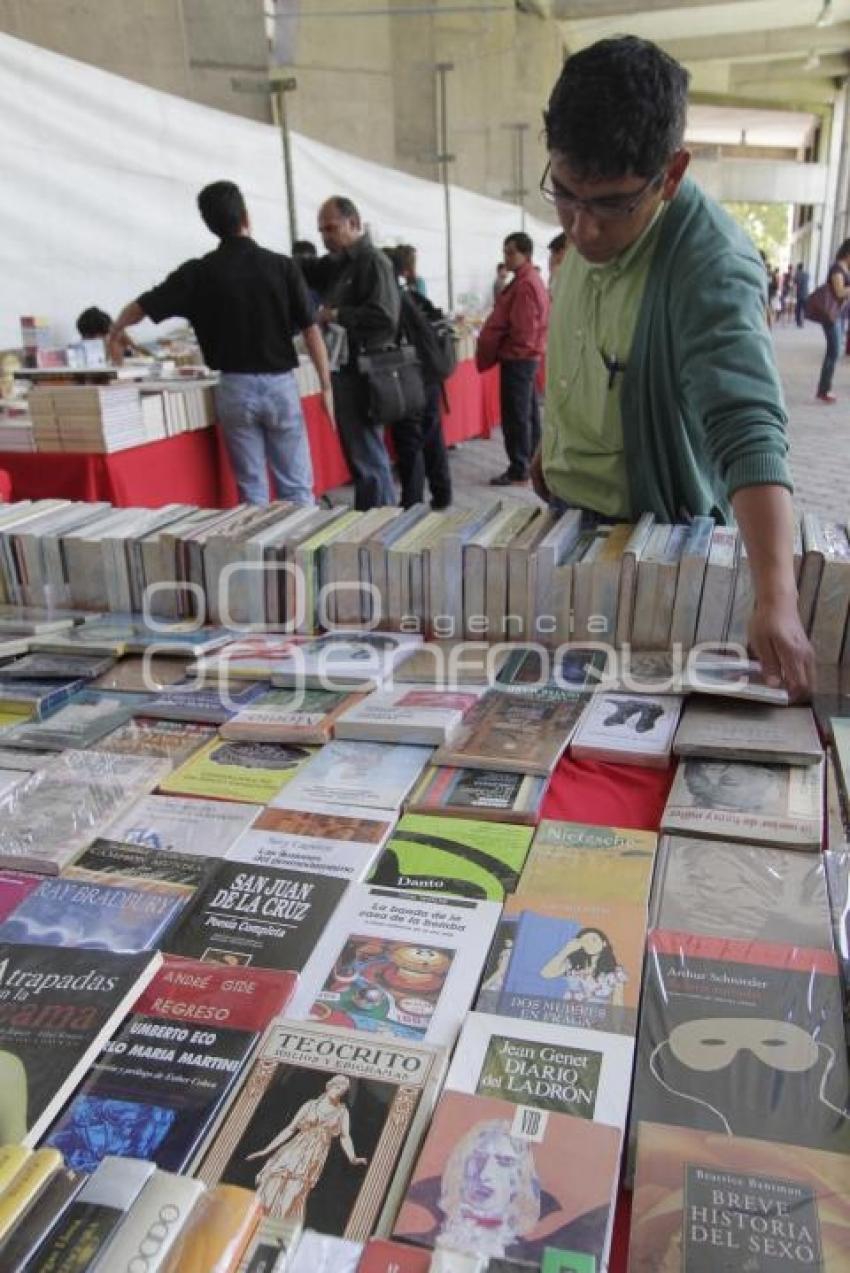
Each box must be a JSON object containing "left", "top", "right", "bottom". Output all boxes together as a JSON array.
[
  {"left": 332, "top": 369, "right": 396, "bottom": 510},
  {"left": 215, "top": 372, "right": 314, "bottom": 505},
  {"left": 817, "top": 320, "right": 841, "bottom": 397}
]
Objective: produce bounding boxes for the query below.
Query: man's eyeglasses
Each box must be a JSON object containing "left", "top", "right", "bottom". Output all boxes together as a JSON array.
[{"left": 539, "top": 162, "right": 664, "bottom": 222}]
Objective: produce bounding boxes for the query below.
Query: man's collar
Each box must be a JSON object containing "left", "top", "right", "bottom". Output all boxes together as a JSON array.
[{"left": 343, "top": 231, "right": 372, "bottom": 259}]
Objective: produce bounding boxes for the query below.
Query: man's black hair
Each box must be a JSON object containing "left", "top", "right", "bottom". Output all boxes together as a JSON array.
[
  {"left": 292, "top": 239, "right": 317, "bottom": 258},
  {"left": 504, "top": 231, "right": 533, "bottom": 258},
  {"left": 76, "top": 307, "right": 112, "bottom": 338},
  {"left": 327, "top": 195, "right": 361, "bottom": 226},
  {"left": 837, "top": 239, "right": 850, "bottom": 260},
  {"left": 545, "top": 36, "right": 689, "bottom": 180},
  {"left": 548, "top": 231, "right": 567, "bottom": 253},
  {"left": 197, "top": 181, "right": 248, "bottom": 239}
]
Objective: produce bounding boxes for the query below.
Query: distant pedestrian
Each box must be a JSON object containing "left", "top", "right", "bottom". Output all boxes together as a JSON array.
[
  {"left": 492, "top": 262, "right": 510, "bottom": 305},
  {"left": 547, "top": 231, "right": 568, "bottom": 294},
  {"left": 815, "top": 240, "right": 850, "bottom": 403},
  {"left": 794, "top": 262, "right": 809, "bottom": 328}
]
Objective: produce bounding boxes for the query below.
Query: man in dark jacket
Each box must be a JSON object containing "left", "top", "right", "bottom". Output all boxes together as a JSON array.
[{"left": 300, "top": 197, "right": 399, "bottom": 510}]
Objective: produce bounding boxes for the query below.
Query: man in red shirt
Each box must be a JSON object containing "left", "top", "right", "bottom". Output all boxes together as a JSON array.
[{"left": 476, "top": 231, "right": 550, "bottom": 485}]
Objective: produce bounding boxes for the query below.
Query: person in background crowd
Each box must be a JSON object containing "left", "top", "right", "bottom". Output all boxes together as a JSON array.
[
  {"left": 794, "top": 261, "right": 810, "bottom": 328},
  {"left": 815, "top": 239, "right": 850, "bottom": 404},
  {"left": 292, "top": 240, "right": 321, "bottom": 307},
  {"left": 383, "top": 248, "right": 452, "bottom": 511},
  {"left": 396, "top": 244, "right": 428, "bottom": 296},
  {"left": 76, "top": 307, "right": 145, "bottom": 358},
  {"left": 492, "top": 262, "right": 510, "bottom": 305},
  {"left": 477, "top": 232, "right": 550, "bottom": 487},
  {"left": 766, "top": 267, "right": 779, "bottom": 327},
  {"left": 300, "top": 196, "right": 399, "bottom": 510},
  {"left": 533, "top": 36, "right": 814, "bottom": 700},
  {"left": 547, "top": 232, "right": 568, "bottom": 292},
  {"left": 107, "top": 180, "right": 333, "bottom": 506},
  {"left": 780, "top": 265, "right": 795, "bottom": 324}
]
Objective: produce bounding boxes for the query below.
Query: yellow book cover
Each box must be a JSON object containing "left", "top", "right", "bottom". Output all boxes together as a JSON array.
[
  {"left": 0, "top": 1147, "right": 61, "bottom": 1242},
  {"left": 0, "top": 1144, "right": 32, "bottom": 1195},
  {"left": 159, "top": 736, "right": 315, "bottom": 805},
  {"left": 518, "top": 820, "right": 657, "bottom": 906}
]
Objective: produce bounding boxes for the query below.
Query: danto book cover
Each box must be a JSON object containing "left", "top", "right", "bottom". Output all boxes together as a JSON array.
[
  {"left": 570, "top": 691, "right": 682, "bottom": 768},
  {"left": 393, "top": 1090, "right": 620, "bottom": 1269},
  {"left": 166, "top": 861, "right": 347, "bottom": 972},
  {"left": 661, "top": 756, "right": 824, "bottom": 850},
  {"left": 432, "top": 690, "right": 585, "bottom": 776},
  {"left": 0, "top": 869, "right": 41, "bottom": 921},
  {"left": 219, "top": 687, "right": 365, "bottom": 744},
  {"left": 334, "top": 685, "right": 485, "bottom": 746},
  {"left": 0, "top": 875, "right": 188, "bottom": 953},
  {"left": 270, "top": 739, "right": 432, "bottom": 813},
  {"left": 43, "top": 958, "right": 297, "bottom": 1176},
  {"left": 159, "top": 737, "right": 315, "bottom": 806},
  {"left": 289, "top": 885, "right": 501, "bottom": 1048},
  {"left": 196, "top": 1020, "right": 443, "bottom": 1243},
  {"left": 407, "top": 766, "right": 547, "bottom": 826},
  {"left": 651, "top": 836, "right": 835, "bottom": 949},
  {"left": 630, "top": 1123, "right": 850, "bottom": 1272},
  {"left": 517, "top": 821, "right": 658, "bottom": 907},
  {"left": 631, "top": 930, "right": 850, "bottom": 1160},
  {"left": 445, "top": 1011, "right": 633, "bottom": 1131},
  {"left": 268, "top": 630, "right": 422, "bottom": 689},
  {"left": 497, "top": 898, "right": 646, "bottom": 1035},
  {"left": 368, "top": 813, "right": 533, "bottom": 901},
  {"left": 0, "top": 942, "right": 161, "bottom": 1146},
  {"left": 103, "top": 793, "right": 260, "bottom": 857},
  {"left": 226, "top": 804, "right": 394, "bottom": 883}
]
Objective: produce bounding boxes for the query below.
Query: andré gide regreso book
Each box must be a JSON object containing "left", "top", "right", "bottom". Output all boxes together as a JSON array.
[{"left": 43, "top": 957, "right": 297, "bottom": 1175}]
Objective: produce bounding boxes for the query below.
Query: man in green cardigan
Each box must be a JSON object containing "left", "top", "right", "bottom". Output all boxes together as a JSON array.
[{"left": 532, "top": 35, "right": 814, "bottom": 700}]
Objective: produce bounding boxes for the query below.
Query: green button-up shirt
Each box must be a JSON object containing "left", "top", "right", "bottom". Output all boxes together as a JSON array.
[{"left": 543, "top": 207, "right": 667, "bottom": 517}]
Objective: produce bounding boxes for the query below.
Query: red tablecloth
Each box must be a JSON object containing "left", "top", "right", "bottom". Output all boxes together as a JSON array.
[{"left": 0, "top": 361, "right": 501, "bottom": 508}]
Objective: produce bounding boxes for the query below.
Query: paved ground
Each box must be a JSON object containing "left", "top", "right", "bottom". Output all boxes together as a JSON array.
[{"left": 325, "top": 321, "right": 850, "bottom": 520}]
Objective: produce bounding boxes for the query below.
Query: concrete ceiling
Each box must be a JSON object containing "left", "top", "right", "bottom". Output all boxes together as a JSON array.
[{"left": 551, "top": 0, "right": 850, "bottom": 159}]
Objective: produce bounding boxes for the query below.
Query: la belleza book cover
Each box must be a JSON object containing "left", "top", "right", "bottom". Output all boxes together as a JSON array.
[
  {"left": 197, "top": 1020, "right": 443, "bottom": 1243},
  {"left": 166, "top": 861, "right": 347, "bottom": 971},
  {"left": 630, "top": 1122, "right": 850, "bottom": 1271},
  {"left": 42, "top": 957, "right": 297, "bottom": 1174},
  {"left": 0, "top": 942, "right": 161, "bottom": 1146},
  {"left": 393, "top": 1089, "right": 620, "bottom": 1268},
  {"left": 631, "top": 930, "right": 850, "bottom": 1159}
]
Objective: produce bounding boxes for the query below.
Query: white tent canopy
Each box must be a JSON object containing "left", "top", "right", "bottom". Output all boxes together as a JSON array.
[{"left": 0, "top": 31, "right": 557, "bottom": 350}]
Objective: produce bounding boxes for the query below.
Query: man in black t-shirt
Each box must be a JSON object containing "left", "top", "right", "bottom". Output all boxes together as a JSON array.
[{"left": 108, "top": 180, "right": 334, "bottom": 505}]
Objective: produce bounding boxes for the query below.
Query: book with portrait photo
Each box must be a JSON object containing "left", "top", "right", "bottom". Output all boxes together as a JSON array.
[
  {"left": 197, "top": 1020, "right": 444, "bottom": 1243},
  {"left": 392, "top": 1089, "right": 620, "bottom": 1269},
  {"left": 570, "top": 692, "right": 682, "bottom": 768},
  {"left": 630, "top": 1123, "right": 850, "bottom": 1273},
  {"left": 661, "top": 757, "right": 824, "bottom": 850}
]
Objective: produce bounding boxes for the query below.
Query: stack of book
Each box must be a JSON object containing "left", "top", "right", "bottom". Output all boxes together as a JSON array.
[{"left": 23, "top": 381, "right": 216, "bottom": 454}]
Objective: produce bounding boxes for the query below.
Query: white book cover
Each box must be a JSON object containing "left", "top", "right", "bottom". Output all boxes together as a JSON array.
[
  {"left": 226, "top": 803, "right": 395, "bottom": 881},
  {"left": 661, "top": 755, "right": 824, "bottom": 850},
  {"left": 270, "top": 630, "right": 422, "bottom": 688},
  {"left": 334, "top": 684, "right": 485, "bottom": 745},
  {"left": 105, "top": 793, "right": 260, "bottom": 857},
  {"left": 271, "top": 739, "right": 432, "bottom": 812},
  {"left": 445, "top": 1011, "right": 634, "bottom": 1131},
  {"left": 91, "top": 1170, "right": 205, "bottom": 1272},
  {"left": 289, "top": 884, "right": 501, "bottom": 1047},
  {"left": 571, "top": 692, "right": 682, "bottom": 768}
]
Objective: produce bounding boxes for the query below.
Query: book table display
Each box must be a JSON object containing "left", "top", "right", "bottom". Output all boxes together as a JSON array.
[
  {"left": 0, "top": 505, "right": 845, "bottom": 1270},
  {"left": 0, "top": 359, "right": 500, "bottom": 508}
]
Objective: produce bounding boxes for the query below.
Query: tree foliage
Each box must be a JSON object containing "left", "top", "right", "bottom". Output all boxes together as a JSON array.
[{"left": 724, "top": 202, "right": 791, "bottom": 266}]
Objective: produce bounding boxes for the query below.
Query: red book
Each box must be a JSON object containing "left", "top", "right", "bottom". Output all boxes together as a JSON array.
[
  {"left": 358, "top": 1238, "right": 431, "bottom": 1272},
  {"left": 133, "top": 956, "right": 298, "bottom": 1030},
  {"left": 0, "top": 869, "right": 41, "bottom": 921}
]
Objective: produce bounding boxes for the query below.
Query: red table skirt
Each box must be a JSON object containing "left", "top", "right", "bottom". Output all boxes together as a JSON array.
[{"left": 0, "top": 362, "right": 502, "bottom": 507}]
